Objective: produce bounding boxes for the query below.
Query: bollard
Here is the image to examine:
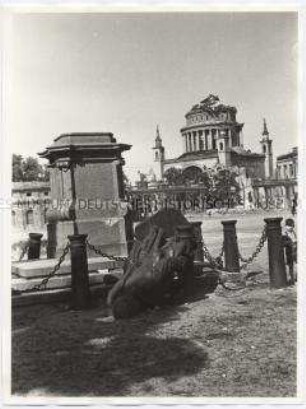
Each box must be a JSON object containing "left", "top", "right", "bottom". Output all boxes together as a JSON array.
[
  {"left": 190, "top": 221, "right": 204, "bottom": 275},
  {"left": 221, "top": 220, "right": 240, "bottom": 272},
  {"left": 27, "top": 233, "right": 43, "bottom": 260},
  {"left": 264, "top": 217, "right": 288, "bottom": 288},
  {"left": 68, "top": 234, "right": 91, "bottom": 309},
  {"left": 46, "top": 222, "right": 57, "bottom": 259},
  {"left": 175, "top": 224, "right": 196, "bottom": 295}
]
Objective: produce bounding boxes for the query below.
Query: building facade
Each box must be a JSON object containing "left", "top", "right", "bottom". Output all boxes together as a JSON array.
[
  {"left": 153, "top": 95, "right": 271, "bottom": 186},
  {"left": 135, "top": 94, "right": 297, "bottom": 211},
  {"left": 12, "top": 181, "right": 50, "bottom": 232},
  {"left": 252, "top": 147, "right": 298, "bottom": 209},
  {"left": 276, "top": 147, "right": 298, "bottom": 180}
]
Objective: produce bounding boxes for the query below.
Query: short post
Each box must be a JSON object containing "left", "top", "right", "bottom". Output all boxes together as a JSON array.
[
  {"left": 68, "top": 234, "right": 91, "bottom": 309},
  {"left": 46, "top": 222, "right": 57, "bottom": 259},
  {"left": 27, "top": 233, "right": 43, "bottom": 260},
  {"left": 221, "top": 220, "right": 240, "bottom": 272},
  {"left": 264, "top": 217, "right": 288, "bottom": 288},
  {"left": 190, "top": 221, "right": 204, "bottom": 274},
  {"left": 175, "top": 224, "right": 196, "bottom": 295}
]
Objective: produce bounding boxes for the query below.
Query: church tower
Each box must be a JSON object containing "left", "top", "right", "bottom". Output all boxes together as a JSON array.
[
  {"left": 152, "top": 125, "right": 165, "bottom": 181},
  {"left": 217, "top": 129, "right": 231, "bottom": 167},
  {"left": 260, "top": 119, "right": 273, "bottom": 178}
]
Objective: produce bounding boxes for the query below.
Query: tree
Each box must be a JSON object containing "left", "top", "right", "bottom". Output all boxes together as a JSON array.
[
  {"left": 211, "top": 168, "right": 241, "bottom": 207},
  {"left": 12, "top": 154, "right": 49, "bottom": 182},
  {"left": 12, "top": 154, "right": 24, "bottom": 182},
  {"left": 164, "top": 167, "right": 184, "bottom": 186}
]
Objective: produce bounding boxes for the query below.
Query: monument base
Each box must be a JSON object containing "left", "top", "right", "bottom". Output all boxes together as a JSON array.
[{"left": 54, "top": 217, "right": 131, "bottom": 258}]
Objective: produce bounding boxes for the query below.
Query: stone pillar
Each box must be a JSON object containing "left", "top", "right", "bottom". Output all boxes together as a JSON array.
[
  {"left": 264, "top": 217, "right": 288, "bottom": 288},
  {"left": 204, "top": 131, "right": 208, "bottom": 150},
  {"left": 39, "top": 133, "right": 131, "bottom": 257},
  {"left": 221, "top": 220, "right": 240, "bottom": 272},
  {"left": 198, "top": 131, "right": 203, "bottom": 151},
  {"left": 208, "top": 130, "right": 212, "bottom": 150},
  {"left": 195, "top": 132, "right": 200, "bottom": 151},
  {"left": 185, "top": 134, "right": 188, "bottom": 153},
  {"left": 192, "top": 133, "right": 196, "bottom": 151},
  {"left": 187, "top": 134, "right": 191, "bottom": 152}
]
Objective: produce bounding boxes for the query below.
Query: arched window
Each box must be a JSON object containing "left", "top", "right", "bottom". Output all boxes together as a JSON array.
[
  {"left": 155, "top": 151, "right": 159, "bottom": 160},
  {"left": 26, "top": 210, "right": 34, "bottom": 225},
  {"left": 263, "top": 145, "right": 266, "bottom": 154},
  {"left": 219, "top": 142, "right": 224, "bottom": 151}
]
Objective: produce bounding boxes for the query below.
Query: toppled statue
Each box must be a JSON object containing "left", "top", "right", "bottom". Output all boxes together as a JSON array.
[{"left": 107, "top": 224, "right": 197, "bottom": 319}]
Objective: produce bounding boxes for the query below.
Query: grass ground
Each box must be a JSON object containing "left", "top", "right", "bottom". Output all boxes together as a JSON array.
[{"left": 11, "top": 210, "right": 297, "bottom": 398}]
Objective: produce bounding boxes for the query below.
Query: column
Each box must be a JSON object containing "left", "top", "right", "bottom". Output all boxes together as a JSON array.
[
  {"left": 198, "top": 131, "right": 203, "bottom": 151},
  {"left": 207, "top": 130, "right": 212, "bottom": 150},
  {"left": 212, "top": 129, "right": 216, "bottom": 149},
  {"left": 184, "top": 134, "right": 188, "bottom": 153},
  {"left": 194, "top": 132, "right": 198, "bottom": 151},
  {"left": 188, "top": 133, "right": 192, "bottom": 152},
  {"left": 229, "top": 129, "right": 232, "bottom": 147}
]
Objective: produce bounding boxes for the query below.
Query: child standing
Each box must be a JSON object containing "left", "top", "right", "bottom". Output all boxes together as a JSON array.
[{"left": 282, "top": 218, "right": 297, "bottom": 285}]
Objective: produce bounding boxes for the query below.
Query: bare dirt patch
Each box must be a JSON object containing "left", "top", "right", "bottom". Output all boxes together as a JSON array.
[{"left": 12, "top": 275, "right": 296, "bottom": 397}]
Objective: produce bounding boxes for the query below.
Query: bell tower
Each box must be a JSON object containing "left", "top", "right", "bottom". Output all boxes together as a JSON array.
[
  {"left": 152, "top": 125, "right": 165, "bottom": 181},
  {"left": 218, "top": 129, "right": 231, "bottom": 167},
  {"left": 260, "top": 119, "right": 273, "bottom": 178}
]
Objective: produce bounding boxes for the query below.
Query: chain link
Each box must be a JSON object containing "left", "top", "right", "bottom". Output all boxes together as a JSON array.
[
  {"left": 86, "top": 240, "right": 128, "bottom": 263},
  {"left": 18, "top": 241, "right": 29, "bottom": 262},
  {"left": 12, "top": 242, "right": 70, "bottom": 294},
  {"left": 202, "top": 239, "right": 224, "bottom": 269},
  {"left": 238, "top": 226, "right": 267, "bottom": 270}
]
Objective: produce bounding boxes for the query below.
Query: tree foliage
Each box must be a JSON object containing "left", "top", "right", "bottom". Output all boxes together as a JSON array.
[
  {"left": 163, "top": 165, "right": 241, "bottom": 207},
  {"left": 12, "top": 154, "right": 49, "bottom": 182}
]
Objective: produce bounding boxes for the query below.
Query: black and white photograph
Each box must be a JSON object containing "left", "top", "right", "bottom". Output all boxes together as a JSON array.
[{"left": 1, "top": 7, "right": 303, "bottom": 403}]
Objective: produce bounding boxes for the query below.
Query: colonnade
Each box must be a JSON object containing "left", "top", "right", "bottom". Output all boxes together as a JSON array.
[
  {"left": 182, "top": 128, "right": 234, "bottom": 153},
  {"left": 276, "top": 162, "right": 298, "bottom": 180}
]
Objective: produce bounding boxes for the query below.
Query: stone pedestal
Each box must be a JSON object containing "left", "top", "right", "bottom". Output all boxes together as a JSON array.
[{"left": 39, "top": 133, "right": 131, "bottom": 257}]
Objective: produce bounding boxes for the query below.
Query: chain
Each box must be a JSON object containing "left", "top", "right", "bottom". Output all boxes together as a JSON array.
[
  {"left": 13, "top": 242, "right": 70, "bottom": 294},
  {"left": 86, "top": 240, "right": 128, "bottom": 262},
  {"left": 238, "top": 226, "right": 267, "bottom": 270},
  {"left": 18, "top": 241, "right": 29, "bottom": 262},
  {"left": 202, "top": 239, "right": 224, "bottom": 269}
]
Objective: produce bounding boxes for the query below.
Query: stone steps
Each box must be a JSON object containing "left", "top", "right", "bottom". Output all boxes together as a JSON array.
[
  {"left": 12, "top": 256, "right": 123, "bottom": 278},
  {"left": 12, "top": 284, "right": 111, "bottom": 308},
  {"left": 11, "top": 255, "right": 124, "bottom": 298},
  {"left": 12, "top": 269, "right": 123, "bottom": 292}
]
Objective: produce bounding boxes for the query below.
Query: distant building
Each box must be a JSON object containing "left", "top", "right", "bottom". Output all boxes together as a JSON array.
[
  {"left": 276, "top": 147, "right": 298, "bottom": 180},
  {"left": 134, "top": 94, "right": 297, "bottom": 211},
  {"left": 153, "top": 95, "right": 271, "bottom": 183},
  {"left": 252, "top": 146, "right": 298, "bottom": 209},
  {"left": 12, "top": 181, "right": 50, "bottom": 232}
]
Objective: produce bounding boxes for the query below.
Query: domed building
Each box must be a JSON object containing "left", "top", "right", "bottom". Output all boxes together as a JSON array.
[{"left": 152, "top": 94, "right": 273, "bottom": 183}]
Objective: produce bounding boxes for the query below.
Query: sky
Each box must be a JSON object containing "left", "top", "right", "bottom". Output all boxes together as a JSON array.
[{"left": 7, "top": 11, "right": 298, "bottom": 182}]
